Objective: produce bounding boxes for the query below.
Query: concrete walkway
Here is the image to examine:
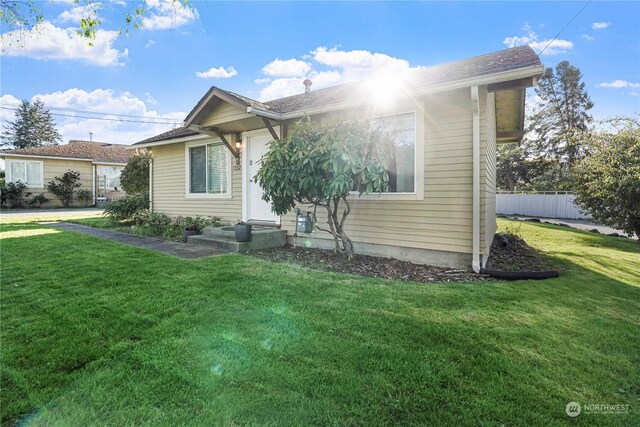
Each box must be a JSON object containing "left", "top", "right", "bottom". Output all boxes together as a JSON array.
[
  {"left": 1, "top": 208, "right": 104, "bottom": 219},
  {"left": 508, "top": 216, "right": 637, "bottom": 240},
  {"left": 46, "top": 222, "right": 227, "bottom": 259}
]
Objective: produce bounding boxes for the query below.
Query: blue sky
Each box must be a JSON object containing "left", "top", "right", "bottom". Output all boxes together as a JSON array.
[{"left": 1, "top": 0, "right": 639, "bottom": 144}]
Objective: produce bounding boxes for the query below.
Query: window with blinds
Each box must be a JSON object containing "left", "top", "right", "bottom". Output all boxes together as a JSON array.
[{"left": 189, "top": 143, "right": 229, "bottom": 195}]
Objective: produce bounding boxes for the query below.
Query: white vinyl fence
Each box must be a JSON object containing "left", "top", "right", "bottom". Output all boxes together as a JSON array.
[{"left": 496, "top": 192, "right": 591, "bottom": 219}]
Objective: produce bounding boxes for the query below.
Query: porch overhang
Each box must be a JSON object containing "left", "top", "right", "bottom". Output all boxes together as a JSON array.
[{"left": 489, "top": 75, "right": 538, "bottom": 144}]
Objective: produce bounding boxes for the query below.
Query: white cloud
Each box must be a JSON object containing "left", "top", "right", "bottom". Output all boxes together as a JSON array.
[
  {"left": 58, "top": 3, "right": 100, "bottom": 23},
  {"left": 262, "top": 58, "right": 311, "bottom": 77},
  {"left": 596, "top": 80, "right": 640, "bottom": 89},
  {"left": 0, "top": 94, "right": 22, "bottom": 125},
  {"left": 145, "top": 39, "right": 156, "bottom": 48},
  {"left": 1, "top": 89, "right": 186, "bottom": 144},
  {"left": 0, "top": 21, "right": 127, "bottom": 66},
  {"left": 141, "top": 0, "right": 199, "bottom": 31},
  {"left": 257, "top": 47, "right": 420, "bottom": 101},
  {"left": 195, "top": 66, "right": 237, "bottom": 79},
  {"left": 581, "top": 34, "right": 594, "bottom": 41},
  {"left": 503, "top": 24, "right": 573, "bottom": 55},
  {"left": 312, "top": 47, "right": 412, "bottom": 79},
  {"left": 591, "top": 22, "right": 611, "bottom": 30}
]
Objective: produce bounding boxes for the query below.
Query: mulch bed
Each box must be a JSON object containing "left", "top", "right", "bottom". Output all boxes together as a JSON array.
[
  {"left": 248, "top": 232, "right": 552, "bottom": 284},
  {"left": 486, "top": 233, "right": 554, "bottom": 272},
  {"left": 249, "top": 245, "right": 488, "bottom": 283}
]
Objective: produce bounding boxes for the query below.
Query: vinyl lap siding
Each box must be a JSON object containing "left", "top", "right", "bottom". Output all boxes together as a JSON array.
[
  {"left": 281, "top": 89, "right": 477, "bottom": 255},
  {"left": 150, "top": 141, "right": 242, "bottom": 222}
]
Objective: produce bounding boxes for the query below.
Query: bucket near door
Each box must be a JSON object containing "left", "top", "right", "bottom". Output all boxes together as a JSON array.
[{"left": 234, "top": 223, "right": 252, "bottom": 242}]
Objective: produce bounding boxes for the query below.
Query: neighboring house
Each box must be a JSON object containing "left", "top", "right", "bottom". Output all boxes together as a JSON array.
[
  {"left": 132, "top": 46, "right": 543, "bottom": 271},
  {"left": 1, "top": 140, "right": 132, "bottom": 207}
]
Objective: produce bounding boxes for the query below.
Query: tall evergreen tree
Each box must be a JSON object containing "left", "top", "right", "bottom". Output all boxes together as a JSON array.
[
  {"left": 527, "top": 61, "right": 594, "bottom": 168},
  {"left": 2, "top": 99, "right": 62, "bottom": 148}
]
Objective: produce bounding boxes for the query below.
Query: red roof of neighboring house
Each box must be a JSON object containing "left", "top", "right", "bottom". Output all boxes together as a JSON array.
[{"left": 0, "top": 140, "right": 133, "bottom": 163}]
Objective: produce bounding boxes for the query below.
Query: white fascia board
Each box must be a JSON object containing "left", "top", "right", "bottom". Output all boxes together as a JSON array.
[
  {"left": 130, "top": 133, "right": 211, "bottom": 149},
  {"left": 0, "top": 153, "right": 93, "bottom": 162}
]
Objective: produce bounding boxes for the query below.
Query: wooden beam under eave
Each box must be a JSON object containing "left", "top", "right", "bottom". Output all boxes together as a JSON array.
[
  {"left": 195, "top": 126, "right": 239, "bottom": 158},
  {"left": 487, "top": 77, "right": 535, "bottom": 93},
  {"left": 262, "top": 118, "right": 280, "bottom": 141}
]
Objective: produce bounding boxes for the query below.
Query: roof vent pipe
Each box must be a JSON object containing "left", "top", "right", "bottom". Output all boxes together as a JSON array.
[{"left": 303, "top": 79, "right": 312, "bottom": 94}]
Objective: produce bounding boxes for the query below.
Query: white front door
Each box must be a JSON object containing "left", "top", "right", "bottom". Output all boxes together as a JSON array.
[{"left": 245, "top": 131, "right": 279, "bottom": 224}]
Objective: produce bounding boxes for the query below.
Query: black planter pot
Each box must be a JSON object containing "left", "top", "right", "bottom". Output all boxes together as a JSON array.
[
  {"left": 183, "top": 229, "right": 199, "bottom": 241},
  {"left": 234, "top": 223, "right": 252, "bottom": 242}
]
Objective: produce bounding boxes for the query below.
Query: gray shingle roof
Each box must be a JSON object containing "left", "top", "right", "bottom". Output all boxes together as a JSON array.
[
  {"left": 136, "top": 46, "right": 541, "bottom": 145},
  {"left": 261, "top": 45, "right": 541, "bottom": 114},
  {"left": 135, "top": 127, "right": 199, "bottom": 145}
]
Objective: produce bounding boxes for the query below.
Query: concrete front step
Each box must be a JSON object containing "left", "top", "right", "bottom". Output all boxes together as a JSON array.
[{"left": 188, "top": 226, "right": 287, "bottom": 253}]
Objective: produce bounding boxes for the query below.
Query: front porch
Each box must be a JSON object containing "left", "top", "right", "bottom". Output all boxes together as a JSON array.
[{"left": 188, "top": 225, "right": 287, "bottom": 252}]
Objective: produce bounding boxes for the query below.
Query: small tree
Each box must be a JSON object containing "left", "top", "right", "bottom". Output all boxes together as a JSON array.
[
  {"left": 574, "top": 118, "right": 640, "bottom": 239},
  {"left": 1, "top": 99, "right": 62, "bottom": 148},
  {"left": 120, "top": 152, "right": 151, "bottom": 194},
  {"left": 255, "top": 117, "right": 394, "bottom": 254},
  {"left": 47, "top": 170, "right": 81, "bottom": 208}
]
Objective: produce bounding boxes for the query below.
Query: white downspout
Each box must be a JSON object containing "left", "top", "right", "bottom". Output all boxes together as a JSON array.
[
  {"left": 471, "top": 86, "right": 481, "bottom": 273},
  {"left": 148, "top": 156, "right": 153, "bottom": 212},
  {"left": 92, "top": 164, "right": 96, "bottom": 206}
]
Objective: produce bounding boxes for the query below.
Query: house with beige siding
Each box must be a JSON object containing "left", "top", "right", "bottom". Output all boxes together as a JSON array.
[
  {"left": 1, "top": 140, "right": 132, "bottom": 207},
  {"left": 132, "top": 46, "right": 543, "bottom": 271}
]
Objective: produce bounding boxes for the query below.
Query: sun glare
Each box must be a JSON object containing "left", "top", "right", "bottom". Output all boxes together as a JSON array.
[{"left": 362, "top": 72, "right": 409, "bottom": 109}]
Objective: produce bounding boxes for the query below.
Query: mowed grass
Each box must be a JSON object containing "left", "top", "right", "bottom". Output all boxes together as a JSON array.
[{"left": 0, "top": 218, "right": 638, "bottom": 426}]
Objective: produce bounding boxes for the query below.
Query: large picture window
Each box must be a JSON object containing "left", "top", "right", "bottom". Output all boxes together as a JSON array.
[
  {"left": 189, "top": 143, "right": 229, "bottom": 195},
  {"left": 372, "top": 112, "right": 416, "bottom": 193},
  {"left": 8, "top": 160, "right": 43, "bottom": 187}
]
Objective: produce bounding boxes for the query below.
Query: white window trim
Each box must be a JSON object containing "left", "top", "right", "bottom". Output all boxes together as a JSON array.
[
  {"left": 6, "top": 160, "right": 44, "bottom": 188},
  {"left": 184, "top": 139, "right": 233, "bottom": 199},
  {"left": 349, "top": 107, "right": 425, "bottom": 201}
]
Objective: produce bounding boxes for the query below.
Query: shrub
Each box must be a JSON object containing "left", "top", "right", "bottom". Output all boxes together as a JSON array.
[
  {"left": 130, "top": 210, "right": 172, "bottom": 236},
  {"left": 76, "top": 189, "right": 93, "bottom": 207},
  {"left": 28, "top": 193, "right": 49, "bottom": 207},
  {"left": 4, "top": 181, "right": 31, "bottom": 208},
  {"left": 120, "top": 152, "right": 151, "bottom": 194},
  {"left": 103, "top": 193, "right": 149, "bottom": 223},
  {"left": 47, "top": 170, "right": 81, "bottom": 207},
  {"left": 126, "top": 211, "right": 223, "bottom": 240}
]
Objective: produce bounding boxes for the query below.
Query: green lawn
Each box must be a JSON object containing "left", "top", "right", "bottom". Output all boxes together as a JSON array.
[{"left": 1, "top": 218, "right": 638, "bottom": 426}]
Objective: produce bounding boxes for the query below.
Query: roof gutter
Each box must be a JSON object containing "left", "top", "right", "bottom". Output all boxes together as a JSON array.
[{"left": 130, "top": 133, "right": 210, "bottom": 149}]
